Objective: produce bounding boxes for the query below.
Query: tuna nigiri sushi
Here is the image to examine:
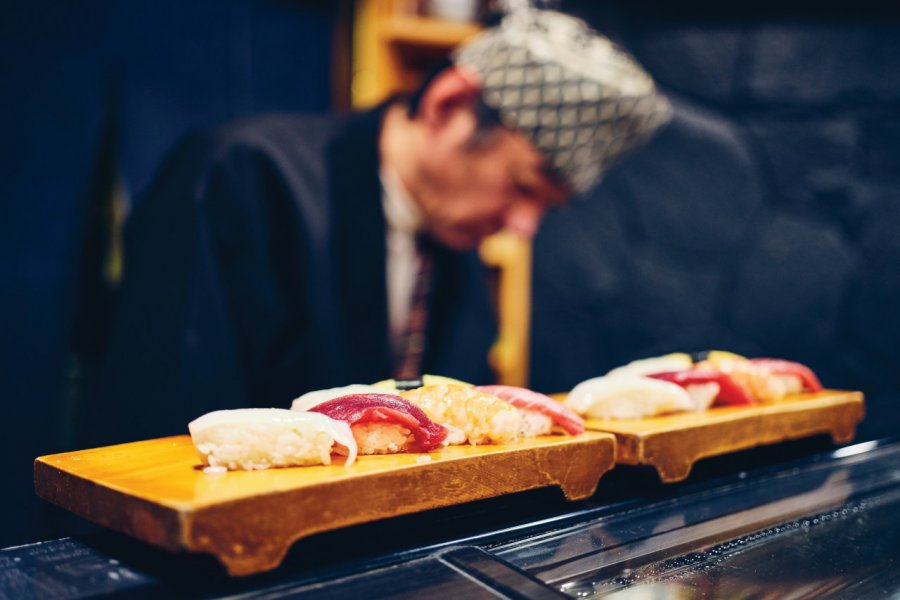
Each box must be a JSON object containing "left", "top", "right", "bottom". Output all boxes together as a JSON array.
[
  {"left": 188, "top": 409, "right": 357, "bottom": 471},
  {"left": 400, "top": 385, "right": 523, "bottom": 445},
  {"left": 475, "top": 385, "right": 585, "bottom": 435},
  {"left": 694, "top": 354, "right": 823, "bottom": 403},
  {"left": 646, "top": 370, "right": 754, "bottom": 407},
  {"left": 291, "top": 384, "right": 384, "bottom": 412},
  {"left": 306, "top": 393, "right": 447, "bottom": 454}
]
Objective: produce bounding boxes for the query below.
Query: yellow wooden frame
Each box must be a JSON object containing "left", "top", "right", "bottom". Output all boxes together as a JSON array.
[{"left": 352, "top": 0, "right": 532, "bottom": 386}]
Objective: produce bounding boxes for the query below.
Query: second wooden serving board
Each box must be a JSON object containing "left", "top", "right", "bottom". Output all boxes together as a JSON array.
[{"left": 552, "top": 390, "right": 864, "bottom": 482}]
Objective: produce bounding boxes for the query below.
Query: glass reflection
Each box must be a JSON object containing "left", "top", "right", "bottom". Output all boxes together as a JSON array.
[
  {"left": 561, "top": 485, "right": 900, "bottom": 598},
  {"left": 495, "top": 441, "right": 900, "bottom": 599}
]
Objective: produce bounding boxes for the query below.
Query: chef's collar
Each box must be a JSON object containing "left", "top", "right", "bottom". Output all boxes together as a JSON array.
[{"left": 379, "top": 166, "right": 423, "bottom": 235}]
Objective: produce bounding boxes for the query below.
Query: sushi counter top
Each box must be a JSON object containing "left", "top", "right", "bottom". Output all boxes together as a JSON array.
[
  {"left": 29, "top": 386, "right": 864, "bottom": 581},
  {"left": 10, "top": 436, "right": 900, "bottom": 599}
]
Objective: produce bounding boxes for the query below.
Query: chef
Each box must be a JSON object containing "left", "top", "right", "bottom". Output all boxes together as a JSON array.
[{"left": 91, "top": 7, "right": 670, "bottom": 444}]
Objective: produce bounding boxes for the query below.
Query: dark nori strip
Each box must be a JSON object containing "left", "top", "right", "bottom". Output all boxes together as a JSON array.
[
  {"left": 690, "top": 350, "right": 710, "bottom": 363},
  {"left": 394, "top": 379, "right": 424, "bottom": 391}
]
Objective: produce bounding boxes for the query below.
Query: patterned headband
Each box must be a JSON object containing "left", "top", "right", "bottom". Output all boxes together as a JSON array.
[{"left": 454, "top": 8, "right": 671, "bottom": 193}]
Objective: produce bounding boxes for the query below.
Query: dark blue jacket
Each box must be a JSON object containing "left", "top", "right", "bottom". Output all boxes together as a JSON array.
[{"left": 91, "top": 106, "right": 496, "bottom": 444}]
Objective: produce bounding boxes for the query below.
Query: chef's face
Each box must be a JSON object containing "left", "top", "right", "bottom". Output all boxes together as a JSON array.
[
  {"left": 418, "top": 122, "right": 570, "bottom": 250},
  {"left": 412, "top": 69, "right": 572, "bottom": 250}
]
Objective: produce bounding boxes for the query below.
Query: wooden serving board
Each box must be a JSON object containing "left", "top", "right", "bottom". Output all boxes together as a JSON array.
[
  {"left": 551, "top": 390, "right": 863, "bottom": 483},
  {"left": 34, "top": 432, "right": 615, "bottom": 576}
]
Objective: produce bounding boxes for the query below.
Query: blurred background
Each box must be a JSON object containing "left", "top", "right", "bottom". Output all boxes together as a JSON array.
[{"left": 2, "top": 0, "right": 898, "bottom": 549}]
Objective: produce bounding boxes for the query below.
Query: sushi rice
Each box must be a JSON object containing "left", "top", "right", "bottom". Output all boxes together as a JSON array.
[
  {"left": 350, "top": 422, "right": 416, "bottom": 454},
  {"left": 518, "top": 410, "right": 553, "bottom": 437}
]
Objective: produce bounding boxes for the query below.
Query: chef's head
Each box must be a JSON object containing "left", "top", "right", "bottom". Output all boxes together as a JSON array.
[{"left": 384, "top": 8, "right": 671, "bottom": 250}]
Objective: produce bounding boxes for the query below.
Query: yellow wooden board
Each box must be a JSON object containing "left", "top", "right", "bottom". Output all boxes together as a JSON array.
[
  {"left": 34, "top": 432, "right": 615, "bottom": 576},
  {"left": 552, "top": 390, "right": 864, "bottom": 483}
]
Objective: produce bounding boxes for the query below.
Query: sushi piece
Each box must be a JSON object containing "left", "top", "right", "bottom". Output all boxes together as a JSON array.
[
  {"left": 569, "top": 350, "right": 824, "bottom": 419},
  {"left": 750, "top": 358, "right": 823, "bottom": 393},
  {"left": 307, "top": 393, "right": 448, "bottom": 454},
  {"left": 564, "top": 375, "right": 699, "bottom": 419},
  {"left": 291, "top": 384, "right": 383, "bottom": 412},
  {"left": 646, "top": 370, "right": 755, "bottom": 407},
  {"left": 189, "top": 409, "right": 357, "bottom": 471},
  {"left": 400, "top": 385, "right": 523, "bottom": 445},
  {"left": 605, "top": 353, "right": 693, "bottom": 379},
  {"left": 694, "top": 355, "right": 822, "bottom": 403},
  {"left": 475, "top": 385, "right": 585, "bottom": 435}
]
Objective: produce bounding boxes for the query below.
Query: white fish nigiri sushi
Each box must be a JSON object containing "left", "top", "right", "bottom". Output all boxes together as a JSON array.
[
  {"left": 604, "top": 353, "right": 693, "bottom": 379},
  {"left": 189, "top": 409, "right": 358, "bottom": 471},
  {"left": 564, "top": 375, "right": 700, "bottom": 419},
  {"left": 291, "top": 384, "right": 384, "bottom": 412}
]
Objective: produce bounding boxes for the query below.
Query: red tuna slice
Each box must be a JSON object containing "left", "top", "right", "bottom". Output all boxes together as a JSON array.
[
  {"left": 749, "top": 358, "right": 823, "bottom": 393},
  {"left": 308, "top": 393, "right": 447, "bottom": 451},
  {"left": 647, "top": 370, "right": 754, "bottom": 406},
  {"left": 475, "top": 385, "right": 585, "bottom": 435}
]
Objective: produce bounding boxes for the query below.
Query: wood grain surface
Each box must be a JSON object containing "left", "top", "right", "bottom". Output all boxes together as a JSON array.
[
  {"left": 34, "top": 432, "right": 615, "bottom": 576},
  {"left": 552, "top": 390, "right": 864, "bottom": 482}
]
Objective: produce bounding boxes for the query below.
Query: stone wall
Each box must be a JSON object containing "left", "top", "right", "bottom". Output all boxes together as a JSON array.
[{"left": 530, "top": 19, "right": 900, "bottom": 440}]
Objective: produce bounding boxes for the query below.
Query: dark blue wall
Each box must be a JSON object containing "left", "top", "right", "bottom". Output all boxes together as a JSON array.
[
  {"left": 0, "top": 0, "right": 334, "bottom": 547},
  {"left": 531, "top": 11, "right": 900, "bottom": 442}
]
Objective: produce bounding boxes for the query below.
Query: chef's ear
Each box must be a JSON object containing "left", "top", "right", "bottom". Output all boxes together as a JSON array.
[{"left": 416, "top": 65, "right": 484, "bottom": 132}]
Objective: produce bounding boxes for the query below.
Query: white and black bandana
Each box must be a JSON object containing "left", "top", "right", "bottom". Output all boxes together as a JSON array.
[{"left": 454, "top": 8, "right": 671, "bottom": 192}]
